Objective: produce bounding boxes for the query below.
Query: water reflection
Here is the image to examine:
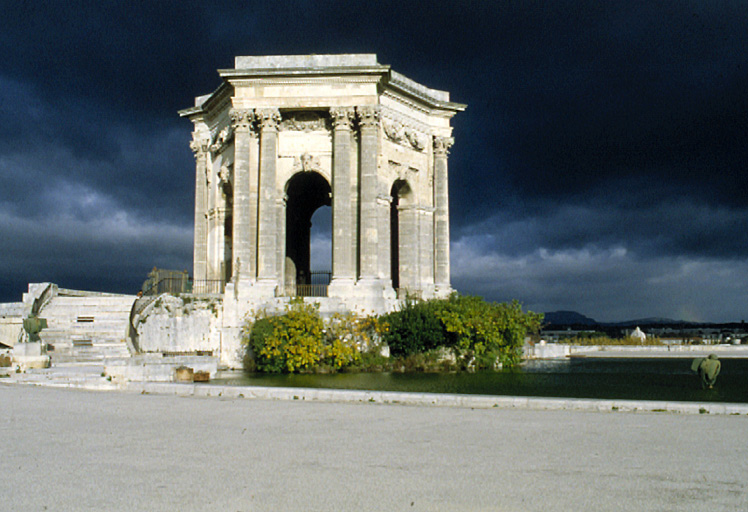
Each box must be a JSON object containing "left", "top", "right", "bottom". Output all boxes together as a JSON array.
[{"left": 213, "top": 358, "right": 748, "bottom": 403}]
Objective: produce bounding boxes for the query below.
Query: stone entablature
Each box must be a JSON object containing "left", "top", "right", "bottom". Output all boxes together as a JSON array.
[{"left": 179, "top": 54, "right": 464, "bottom": 331}]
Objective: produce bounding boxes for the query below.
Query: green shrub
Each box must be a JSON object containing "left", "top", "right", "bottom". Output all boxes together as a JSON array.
[
  {"left": 382, "top": 294, "right": 543, "bottom": 369},
  {"left": 245, "top": 299, "right": 325, "bottom": 373},
  {"left": 380, "top": 298, "right": 447, "bottom": 357},
  {"left": 244, "top": 301, "right": 376, "bottom": 373},
  {"left": 434, "top": 296, "right": 543, "bottom": 368}
]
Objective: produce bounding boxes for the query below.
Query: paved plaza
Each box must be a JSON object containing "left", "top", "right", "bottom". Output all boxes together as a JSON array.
[{"left": 2, "top": 383, "right": 746, "bottom": 511}]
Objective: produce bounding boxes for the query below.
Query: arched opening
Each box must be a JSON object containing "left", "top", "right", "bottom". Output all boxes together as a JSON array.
[
  {"left": 390, "top": 179, "right": 413, "bottom": 292},
  {"left": 285, "top": 171, "right": 332, "bottom": 296}
]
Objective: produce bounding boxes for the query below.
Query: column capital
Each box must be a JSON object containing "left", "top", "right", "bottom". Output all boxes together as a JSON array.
[
  {"left": 229, "top": 108, "right": 254, "bottom": 131},
  {"left": 330, "top": 107, "right": 355, "bottom": 130},
  {"left": 256, "top": 108, "right": 282, "bottom": 131},
  {"left": 433, "top": 136, "right": 454, "bottom": 156},
  {"left": 189, "top": 131, "right": 210, "bottom": 156},
  {"left": 356, "top": 105, "right": 380, "bottom": 129}
]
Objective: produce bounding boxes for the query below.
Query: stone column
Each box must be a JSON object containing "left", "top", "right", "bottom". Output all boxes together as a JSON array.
[
  {"left": 433, "top": 136, "right": 453, "bottom": 292},
  {"left": 229, "top": 108, "right": 254, "bottom": 282},
  {"left": 357, "top": 106, "right": 380, "bottom": 281},
  {"left": 190, "top": 129, "right": 210, "bottom": 282},
  {"left": 330, "top": 107, "right": 356, "bottom": 282},
  {"left": 256, "top": 108, "right": 281, "bottom": 283}
]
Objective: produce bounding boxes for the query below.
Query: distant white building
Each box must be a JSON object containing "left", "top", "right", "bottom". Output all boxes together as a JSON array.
[{"left": 630, "top": 326, "right": 646, "bottom": 342}]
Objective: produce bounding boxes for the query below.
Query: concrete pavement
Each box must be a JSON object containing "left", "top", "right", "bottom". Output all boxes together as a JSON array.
[{"left": 2, "top": 384, "right": 747, "bottom": 511}]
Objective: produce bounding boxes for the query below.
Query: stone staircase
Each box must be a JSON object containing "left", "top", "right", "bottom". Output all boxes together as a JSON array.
[{"left": 38, "top": 291, "right": 137, "bottom": 362}]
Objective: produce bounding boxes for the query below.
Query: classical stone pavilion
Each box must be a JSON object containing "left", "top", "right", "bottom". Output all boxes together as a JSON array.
[{"left": 180, "top": 54, "right": 465, "bottom": 318}]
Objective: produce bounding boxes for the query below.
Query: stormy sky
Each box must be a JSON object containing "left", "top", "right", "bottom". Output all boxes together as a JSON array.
[{"left": 1, "top": 1, "right": 747, "bottom": 322}]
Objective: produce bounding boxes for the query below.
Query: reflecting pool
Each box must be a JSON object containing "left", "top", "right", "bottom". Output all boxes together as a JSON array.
[{"left": 213, "top": 358, "right": 748, "bottom": 403}]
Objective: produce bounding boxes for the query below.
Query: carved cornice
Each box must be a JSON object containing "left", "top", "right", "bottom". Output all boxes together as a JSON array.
[
  {"left": 329, "top": 107, "right": 355, "bottom": 130},
  {"left": 356, "top": 105, "right": 380, "bottom": 129},
  {"left": 256, "top": 108, "right": 282, "bottom": 131},
  {"left": 229, "top": 108, "right": 254, "bottom": 130},
  {"left": 433, "top": 136, "right": 454, "bottom": 156}
]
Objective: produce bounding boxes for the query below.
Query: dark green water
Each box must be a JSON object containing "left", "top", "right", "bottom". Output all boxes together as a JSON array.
[{"left": 213, "top": 358, "right": 748, "bottom": 403}]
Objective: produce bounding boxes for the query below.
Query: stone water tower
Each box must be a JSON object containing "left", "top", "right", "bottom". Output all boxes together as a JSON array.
[{"left": 180, "top": 54, "right": 465, "bottom": 318}]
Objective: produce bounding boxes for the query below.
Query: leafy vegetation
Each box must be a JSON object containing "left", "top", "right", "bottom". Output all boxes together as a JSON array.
[
  {"left": 243, "top": 294, "right": 543, "bottom": 374},
  {"left": 556, "top": 335, "right": 663, "bottom": 346}
]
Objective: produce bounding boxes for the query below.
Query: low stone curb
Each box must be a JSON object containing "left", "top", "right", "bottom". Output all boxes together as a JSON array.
[
  {"left": 4, "top": 375, "right": 747, "bottom": 416},
  {"left": 119, "top": 381, "right": 748, "bottom": 416}
]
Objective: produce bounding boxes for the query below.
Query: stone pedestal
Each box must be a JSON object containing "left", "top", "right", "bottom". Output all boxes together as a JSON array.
[{"left": 12, "top": 342, "right": 50, "bottom": 371}]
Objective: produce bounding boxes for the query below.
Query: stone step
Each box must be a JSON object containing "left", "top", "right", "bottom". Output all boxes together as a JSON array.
[{"left": 35, "top": 293, "right": 136, "bottom": 362}]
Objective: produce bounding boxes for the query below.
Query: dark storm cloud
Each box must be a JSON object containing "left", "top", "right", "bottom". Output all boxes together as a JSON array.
[{"left": 1, "top": 1, "right": 746, "bottom": 321}]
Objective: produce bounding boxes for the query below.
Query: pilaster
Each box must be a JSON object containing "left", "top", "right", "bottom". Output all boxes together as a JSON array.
[
  {"left": 256, "top": 108, "right": 282, "bottom": 286},
  {"left": 330, "top": 107, "right": 356, "bottom": 284},
  {"left": 229, "top": 108, "right": 254, "bottom": 282},
  {"left": 433, "top": 136, "right": 453, "bottom": 294},
  {"left": 357, "top": 105, "right": 380, "bottom": 281},
  {"left": 190, "top": 129, "right": 210, "bottom": 282}
]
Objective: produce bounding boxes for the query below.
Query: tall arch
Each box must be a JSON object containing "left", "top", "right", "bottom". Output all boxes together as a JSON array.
[{"left": 284, "top": 171, "right": 332, "bottom": 296}]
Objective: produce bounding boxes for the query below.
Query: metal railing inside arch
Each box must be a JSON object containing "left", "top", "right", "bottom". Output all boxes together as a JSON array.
[{"left": 294, "top": 271, "right": 331, "bottom": 297}]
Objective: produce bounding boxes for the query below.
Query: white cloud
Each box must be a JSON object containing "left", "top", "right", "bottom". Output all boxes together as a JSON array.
[{"left": 451, "top": 235, "right": 748, "bottom": 323}]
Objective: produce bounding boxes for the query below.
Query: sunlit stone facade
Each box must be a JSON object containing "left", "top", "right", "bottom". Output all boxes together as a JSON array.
[{"left": 180, "top": 54, "right": 464, "bottom": 325}]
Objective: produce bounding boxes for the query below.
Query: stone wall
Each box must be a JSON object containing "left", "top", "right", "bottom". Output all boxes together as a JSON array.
[{"left": 135, "top": 295, "right": 224, "bottom": 357}]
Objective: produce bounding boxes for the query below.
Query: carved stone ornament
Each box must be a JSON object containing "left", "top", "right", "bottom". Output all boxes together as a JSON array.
[
  {"left": 218, "top": 165, "right": 234, "bottom": 195},
  {"left": 405, "top": 128, "right": 425, "bottom": 151},
  {"left": 292, "top": 152, "right": 323, "bottom": 174},
  {"left": 189, "top": 131, "right": 210, "bottom": 155},
  {"left": 218, "top": 164, "right": 232, "bottom": 185},
  {"left": 210, "top": 125, "right": 234, "bottom": 153},
  {"left": 256, "top": 108, "right": 282, "bottom": 130},
  {"left": 280, "top": 111, "right": 328, "bottom": 132},
  {"left": 329, "top": 107, "right": 355, "bottom": 130},
  {"left": 229, "top": 108, "right": 253, "bottom": 130},
  {"left": 356, "top": 105, "right": 380, "bottom": 128},
  {"left": 433, "top": 136, "right": 454, "bottom": 156},
  {"left": 382, "top": 120, "right": 405, "bottom": 143}
]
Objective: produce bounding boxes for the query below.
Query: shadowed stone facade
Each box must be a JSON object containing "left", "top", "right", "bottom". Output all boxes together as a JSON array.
[{"left": 180, "top": 54, "right": 464, "bottom": 348}]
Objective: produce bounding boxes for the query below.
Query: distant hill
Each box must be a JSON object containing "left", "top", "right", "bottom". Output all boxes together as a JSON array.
[
  {"left": 542, "top": 311, "right": 702, "bottom": 328},
  {"left": 610, "top": 317, "right": 699, "bottom": 327},
  {"left": 543, "top": 311, "right": 598, "bottom": 326}
]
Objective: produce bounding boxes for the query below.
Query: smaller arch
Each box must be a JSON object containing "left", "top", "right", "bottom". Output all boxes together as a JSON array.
[{"left": 390, "top": 179, "right": 414, "bottom": 291}]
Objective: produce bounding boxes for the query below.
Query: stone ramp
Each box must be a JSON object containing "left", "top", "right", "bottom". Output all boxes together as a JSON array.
[{"left": 39, "top": 293, "right": 137, "bottom": 362}]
